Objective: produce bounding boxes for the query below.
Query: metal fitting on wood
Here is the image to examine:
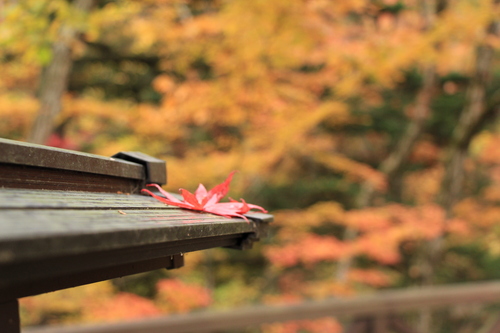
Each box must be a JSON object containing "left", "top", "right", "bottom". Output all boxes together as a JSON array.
[{"left": 113, "top": 151, "right": 167, "bottom": 185}]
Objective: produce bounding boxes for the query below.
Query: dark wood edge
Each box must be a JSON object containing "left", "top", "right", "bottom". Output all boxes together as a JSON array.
[
  {"left": 0, "top": 300, "right": 19, "bottom": 333},
  {"left": 0, "top": 234, "right": 249, "bottom": 301},
  {"left": 0, "top": 163, "right": 144, "bottom": 193},
  {"left": 0, "top": 138, "right": 144, "bottom": 180}
]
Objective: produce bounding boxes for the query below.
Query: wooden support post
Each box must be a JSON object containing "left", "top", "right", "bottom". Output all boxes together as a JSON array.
[
  {"left": 0, "top": 299, "right": 20, "bottom": 333},
  {"left": 388, "top": 316, "right": 419, "bottom": 333},
  {"left": 344, "top": 316, "right": 371, "bottom": 333},
  {"left": 346, "top": 315, "right": 389, "bottom": 333},
  {"left": 373, "top": 315, "right": 387, "bottom": 333}
]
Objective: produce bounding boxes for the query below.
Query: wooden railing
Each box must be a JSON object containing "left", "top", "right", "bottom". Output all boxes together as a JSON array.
[
  {"left": 23, "top": 280, "right": 500, "bottom": 333},
  {"left": 0, "top": 138, "right": 272, "bottom": 333}
]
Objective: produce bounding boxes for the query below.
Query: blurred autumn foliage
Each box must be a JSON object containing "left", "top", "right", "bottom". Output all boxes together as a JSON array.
[{"left": 3, "top": 0, "right": 500, "bottom": 331}]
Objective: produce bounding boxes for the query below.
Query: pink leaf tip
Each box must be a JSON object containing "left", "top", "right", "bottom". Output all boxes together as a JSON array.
[{"left": 142, "top": 171, "right": 267, "bottom": 221}]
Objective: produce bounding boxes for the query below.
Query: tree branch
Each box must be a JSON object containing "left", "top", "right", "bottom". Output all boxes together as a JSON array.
[{"left": 27, "top": 0, "right": 94, "bottom": 145}]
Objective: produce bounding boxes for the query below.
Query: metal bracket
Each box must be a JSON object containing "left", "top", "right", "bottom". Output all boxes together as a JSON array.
[
  {"left": 112, "top": 151, "right": 167, "bottom": 185},
  {"left": 225, "top": 213, "right": 273, "bottom": 251},
  {"left": 225, "top": 233, "right": 260, "bottom": 251},
  {"left": 166, "top": 253, "right": 185, "bottom": 270}
]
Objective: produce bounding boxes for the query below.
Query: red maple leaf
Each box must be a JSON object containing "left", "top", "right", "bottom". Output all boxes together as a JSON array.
[{"left": 141, "top": 171, "right": 267, "bottom": 221}]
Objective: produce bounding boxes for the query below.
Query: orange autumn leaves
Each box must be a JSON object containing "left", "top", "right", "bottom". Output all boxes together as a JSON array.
[
  {"left": 266, "top": 203, "right": 469, "bottom": 270},
  {"left": 5, "top": 1, "right": 500, "bottom": 331},
  {"left": 156, "top": 279, "right": 212, "bottom": 313},
  {"left": 84, "top": 293, "right": 161, "bottom": 322},
  {"left": 86, "top": 279, "right": 212, "bottom": 321},
  {"left": 20, "top": 278, "right": 212, "bottom": 325}
]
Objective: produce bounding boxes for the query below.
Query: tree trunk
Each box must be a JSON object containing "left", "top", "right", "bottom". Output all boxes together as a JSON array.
[
  {"left": 422, "top": 18, "right": 499, "bottom": 286},
  {"left": 417, "top": 18, "right": 499, "bottom": 333},
  {"left": 335, "top": 0, "right": 439, "bottom": 283},
  {"left": 336, "top": 65, "right": 437, "bottom": 282},
  {"left": 27, "top": 0, "right": 93, "bottom": 145}
]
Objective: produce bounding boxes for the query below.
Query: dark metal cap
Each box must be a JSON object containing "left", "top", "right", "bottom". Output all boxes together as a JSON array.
[{"left": 112, "top": 151, "right": 167, "bottom": 185}]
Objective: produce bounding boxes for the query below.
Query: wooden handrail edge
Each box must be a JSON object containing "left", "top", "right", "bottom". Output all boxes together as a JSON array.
[{"left": 22, "top": 280, "right": 500, "bottom": 333}]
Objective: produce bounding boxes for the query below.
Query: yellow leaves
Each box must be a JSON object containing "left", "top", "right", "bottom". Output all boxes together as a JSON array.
[
  {"left": 345, "top": 203, "right": 474, "bottom": 265},
  {"left": 1, "top": 0, "right": 92, "bottom": 65},
  {"left": 432, "top": 0, "right": 495, "bottom": 44},
  {"left": 111, "top": 0, "right": 489, "bottom": 201},
  {"left": 265, "top": 235, "right": 347, "bottom": 268},
  {"left": 275, "top": 202, "right": 344, "bottom": 231},
  {"left": 0, "top": 61, "right": 40, "bottom": 91},
  {"left": 435, "top": 42, "right": 474, "bottom": 75},
  {"left": 430, "top": 0, "right": 497, "bottom": 74},
  {"left": 213, "top": 279, "right": 261, "bottom": 309},
  {"left": 302, "top": 280, "right": 355, "bottom": 299},
  {"left": 134, "top": 103, "right": 185, "bottom": 145},
  {"left": 313, "top": 153, "right": 387, "bottom": 191},
  {"left": 483, "top": 185, "right": 500, "bottom": 202},
  {"left": 20, "top": 281, "right": 115, "bottom": 326},
  {"left": 0, "top": 92, "right": 39, "bottom": 140},
  {"left": 261, "top": 104, "right": 338, "bottom": 153},
  {"left": 348, "top": 269, "right": 394, "bottom": 287},
  {"left": 268, "top": 202, "right": 456, "bottom": 274},
  {"left": 220, "top": 0, "right": 315, "bottom": 70},
  {"left": 347, "top": 204, "right": 447, "bottom": 239},
  {"left": 265, "top": 201, "right": 426, "bottom": 313},
  {"left": 156, "top": 278, "right": 212, "bottom": 313},
  {"left": 82, "top": 292, "right": 160, "bottom": 323},
  {"left": 353, "top": 232, "right": 401, "bottom": 265},
  {"left": 403, "top": 167, "right": 443, "bottom": 204},
  {"left": 344, "top": 208, "right": 392, "bottom": 231},
  {"left": 273, "top": 202, "right": 345, "bottom": 250},
  {"left": 315, "top": 101, "right": 352, "bottom": 126},
  {"left": 334, "top": 72, "right": 368, "bottom": 97},
  {"left": 165, "top": 150, "right": 246, "bottom": 191},
  {"left": 6, "top": 2, "right": 500, "bottom": 325},
  {"left": 152, "top": 75, "right": 176, "bottom": 94},
  {"left": 454, "top": 197, "right": 500, "bottom": 229},
  {"left": 483, "top": 229, "right": 500, "bottom": 257},
  {"left": 182, "top": 15, "right": 222, "bottom": 39},
  {"left": 20, "top": 277, "right": 211, "bottom": 326},
  {"left": 89, "top": 1, "right": 153, "bottom": 49},
  {"left": 409, "top": 140, "right": 441, "bottom": 165},
  {"left": 474, "top": 133, "right": 500, "bottom": 164},
  {"left": 130, "top": 18, "right": 161, "bottom": 52}
]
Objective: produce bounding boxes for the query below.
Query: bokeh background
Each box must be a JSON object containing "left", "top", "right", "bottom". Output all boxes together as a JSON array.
[{"left": 2, "top": 0, "right": 500, "bottom": 332}]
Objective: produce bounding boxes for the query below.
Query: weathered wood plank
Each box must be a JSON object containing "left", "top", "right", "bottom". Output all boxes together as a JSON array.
[
  {"left": 0, "top": 138, "right": 144, "bottom": 180},
  {"left": 0, "top": 187, "right": 272, "bottom": 301},
  {"left": 0, "top": 189, "right": 273, "bottom": 223},
  {"left": 0, "top": 189, "right": 172, "bottom": 209},
  {"left": 0, "top": 164, "right": 144, "bottom": 194},
  {"left": 0, "top": 209, "right": 261, "bottom": 259}
]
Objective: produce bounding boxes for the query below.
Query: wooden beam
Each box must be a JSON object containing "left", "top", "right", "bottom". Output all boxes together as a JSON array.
[{"left": 0, "top": 138, "right": 144, "bottom": 183}]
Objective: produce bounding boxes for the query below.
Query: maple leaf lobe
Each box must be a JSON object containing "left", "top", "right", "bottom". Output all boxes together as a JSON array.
[{"left": 141, "top": 171, "right": 267, "bottom": 221}]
